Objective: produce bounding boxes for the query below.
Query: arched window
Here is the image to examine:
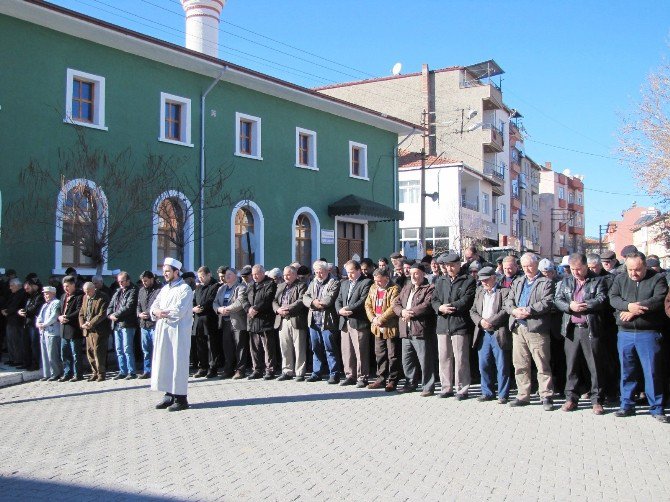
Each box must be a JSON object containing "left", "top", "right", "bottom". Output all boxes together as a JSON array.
[
  {"left": 291, "top": 207, "right": 320, "bottom": 266},
  {"left": 234, "top": 208, "right": 255, "bottom": 269},
  {"left": 157, "top": 198, "right": 185, "bottom": 265},
  {"left": 230, "top": 201, "right": 264, "bottom": 269},
  {"left": 54, "top": 179, "right": 109, "bottom": 274},
  {"left": 295, "top": 214, "right": 312, "bottom": 266},
  {"left": 152, "top": 191, "right": 194, "bottom": 273}
]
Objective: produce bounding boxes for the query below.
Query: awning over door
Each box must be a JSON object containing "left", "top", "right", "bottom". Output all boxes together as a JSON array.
[{"left": 328, "top": 195, "right": 404, "bottom": 222}]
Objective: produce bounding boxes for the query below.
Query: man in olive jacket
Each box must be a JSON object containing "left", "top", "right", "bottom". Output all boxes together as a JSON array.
[
  {"left": 470, "top": 266, "right": 511, "bottom": 403},
  {"left": 554, "top": 253, "right": 609, "bottom": 414},
  {"left": 432, "top": 252, "right": 476, "bottom": 399},
  {"left": 609, "top": 251, "right": 669, "bottom": 422},
  {"left": 79, "top": 282, "right": 111, "bottom": 381},
  {"left": 247, "top": 265, "right": 278, "bottom": 380},
  {"left": 504, "top": 252, "right": 556, "bottom": 410},
  {"left": 392, "top": 263, "right": 437, "bottom": 396}
]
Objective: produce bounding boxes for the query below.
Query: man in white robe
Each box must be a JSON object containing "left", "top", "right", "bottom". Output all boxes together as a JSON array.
[{"left": 151, "top": 258, "right": 194, "bottom": 411}]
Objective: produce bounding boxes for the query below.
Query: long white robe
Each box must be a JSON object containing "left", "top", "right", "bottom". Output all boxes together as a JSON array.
[{"left": 150, "top": 278, "right": 194, "bottom": 395}]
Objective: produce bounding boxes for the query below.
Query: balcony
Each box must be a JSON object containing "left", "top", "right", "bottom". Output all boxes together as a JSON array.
[
  {"left": 482, "top": 123, "right": 504, "bottom": 153},
  {"left": 519, "top": 205, "right": 527, "bottom": 218},
  {"left": 569, "top": 226, "right": 585, "bottom": 235},
  {"left": 518, "top": 173, "right": 528, "bottom": 189},
  {"left": 558, "top": 198, "right": 567, "bottom": 209},
  {"left": 568, "top": 177, "right": 583, "bottom": 190},
  {"left": 483, "top": 162, "right": 506, "bottom": 196},
  {"left": 511, "top": 195, "right": 521, "bottom": 210},
  {"left": 567, "top": 202, "right": 583, "bottom": 213},
  {"left": 461, "top": 196, "right": 479, "bottom": 212}
]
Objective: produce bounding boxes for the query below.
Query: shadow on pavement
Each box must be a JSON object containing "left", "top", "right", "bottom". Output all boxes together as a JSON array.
[
  {"left": 190, "top": 389, "right": 396, "bottom": 410},
  {"left": 0, "top": 384, "right": 151, "bottom": 407},
  {"left": 0, "top": 476, "right": 180, "bottom": 501}
]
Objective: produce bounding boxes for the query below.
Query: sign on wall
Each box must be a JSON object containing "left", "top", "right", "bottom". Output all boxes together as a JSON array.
[{"left": 321, "top": 229, "right": 334, "bottom": 245}]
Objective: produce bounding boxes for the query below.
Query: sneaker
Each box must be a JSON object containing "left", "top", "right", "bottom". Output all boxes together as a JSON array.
[
  {"left": 509, "top": 399, "right": 530, "bottom": 407},
  {"left": 542, "top": 399, "right": 554, "bottom": 411},
  {"left": 477, "top": 395, "right": 495, "bottom": 402},
  {"left": 113, "top": 373, "right": 127, "bottom": 380},
  {"left": 277, "top": 373, "right": 293, "bottom": 381},
  {"left": 614, "top": 408, "right": 635, "bottom": 418}
]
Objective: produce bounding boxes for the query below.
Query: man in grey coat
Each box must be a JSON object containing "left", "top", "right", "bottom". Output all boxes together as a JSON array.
[{"left": 504, "top": 252, "right": 556, "bottom": 410}]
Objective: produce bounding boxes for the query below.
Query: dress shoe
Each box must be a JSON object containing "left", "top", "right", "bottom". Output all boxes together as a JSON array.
[
  {"left": 113, "top": 373, "right": 127, "bottom": 380},
  {"left": 96, "top": 375, "right": 106, "bottom": 382},
  {"left": 592, "top": 403, "right": 605, "bottom": 415},
  {"left": 87, "top": 375, "right": 98, "bottom": 382},
  {"left": 327, "top": 376, "right": 340, "bottom": 385},
  {"left": 263, "top": 373, "right": 276, "bottom": 380},
  {"left": 355, "top": 380, "right": 368, "bottom": 388},
  {"left": 653, "top": 414, "right": 669, "bottom": 423},
  {"left": 306, "top": 374, "right": 321, "bottom": 382},
  {"left": 542, "top": 399, "right": 554, "bottom": 411},
  {"left": 69, "top": 376, "right": 83, "bottom": 382},
  {"left": 155, "top": 394, "right": 174, "bottom": 409},
  {"left": 205, "top": 370, "right": 218, "bottom": 379},
  {"left": 232, "top": 371, "right": 245, "bottom": 380},
  {"left": 398, "top": 386, "right": 417, "bottom": 394},
  {"left": 561, "top": 400, "right": 578, "bottom": 412},
  {"left": 509, "top": 399, "right": 530, "bottom": 407},
  {"left": 58, "top": 375, "right": 72, "bottom": 382},
  {"left": 367, "top": 380, "right": 385, "bottom": 390},
  {"left": 193, "top": 369, "right": 208, "bottom": 378},
  {"left": 420, "top": 390, "right": 434, "bottom": 397},
  {"left": 339, "top": 377, "right": 356, "bottom": 386},
  {"left": 498, "top": 397, "right": 509, "bottom": 404},
  {"left": 277, "top": 373, "right": 293, "bottom": 381},
  {"left": 477, "top": 395, "right": 495, "bottom": 402},
  {"left": 384, "top": 383, "right": 397, "bottom": 392},
  {"left": 220, "top": 372, "right": 235, "bottom": 379},
  {"left": 168, "top": 397, "right": 189, "bottom": 412},
  {"left": 437, "top": 391, "right": 454, "bottom": 398},
  {"left": 615, "top": 408, "right": 635, "bottom": 418},
  {"left": 138, "top": 373, "right": 151, "bottom": 379},
  {"left": 455, "top": 393, "right": 469, "bottom": 401},
  {"left": 295, "top": 376, "right": 305, "bottom": 382},
  {"left": 48, "top": 375, "right": 62, "bottom": 382},
  {"left": 124, "top": 373, "right": 138, "bottom": 380},
  {"left": 39, "top": 376, "right": 49, "bottom": 382},
  {"left": 247, "top": 372, "right": 262, "bottom": 380}
]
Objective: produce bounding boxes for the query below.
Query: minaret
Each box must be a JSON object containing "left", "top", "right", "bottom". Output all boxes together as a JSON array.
[{"left": 180, "top": 0, "right": 226, "bottom": 58}]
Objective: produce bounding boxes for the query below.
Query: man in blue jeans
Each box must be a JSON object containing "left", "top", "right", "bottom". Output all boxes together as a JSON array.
[
  {"left": 107, "top": 271, "right": 139, "bottom": 380},
  {"left": 136, "top": 271, "right": 161, "bottom": 379},
  {"left": 608, "top": 251, "right": 669, "bottom": 423}
]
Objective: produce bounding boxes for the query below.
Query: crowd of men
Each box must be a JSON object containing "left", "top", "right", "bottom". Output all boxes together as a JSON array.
[{"left": 1, "top": 244, "right": 669, "bottom": 421}]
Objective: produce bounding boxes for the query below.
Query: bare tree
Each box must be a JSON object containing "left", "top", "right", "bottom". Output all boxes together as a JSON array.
[{"left": 4, "top": 127, "right": 251, "bottom": 274}]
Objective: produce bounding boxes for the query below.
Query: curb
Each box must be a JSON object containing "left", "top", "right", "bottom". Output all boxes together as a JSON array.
[{"left": 0, "top": 366, "right": 42, "bottom": 388}]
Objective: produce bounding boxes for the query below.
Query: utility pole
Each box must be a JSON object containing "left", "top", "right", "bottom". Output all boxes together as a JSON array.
[
  {"left": 598, "top": 223, "right": 616, "bottom": 254},
  {"left": 420, "top": 109, "right": 427, "bottom": 256}
]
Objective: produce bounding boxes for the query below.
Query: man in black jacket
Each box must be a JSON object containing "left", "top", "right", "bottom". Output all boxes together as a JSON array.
[
  {"left": 20, "top": 277, "right": 44, "bottom": 371},
  {"left": 609, "top": 251, "right": 669, "bottom": 422},
  {"left": 554, "top": 254, "right": 609, "bottom": 415},
  {"left": 192, "top": 266, "right": 221, "bottom": 379},
  {"left": 247, "top": 265, "right": 278, "bottom": 380},
  {"left": 107, "top": 271, "right": 139, "bottom": 380},
  {"left": 58, "top": 275, "right": 84, "bottom": 381},
  {"left": 137, "top": 271, "right": 161, "bottom": 379},
  {"left": 336, "top": 260, "right": 373, "bottom": 388},
  {"left": 1, "top": 278, "right": 26, "bottom": 366},
  {"left": 432, "top": 253, "right": 476, "bottom": 399}
]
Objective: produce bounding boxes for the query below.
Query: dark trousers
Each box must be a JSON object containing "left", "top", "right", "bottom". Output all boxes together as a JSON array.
[
  {"left": 86, "top": 333, "right": 108, "bottom": 376},
  {"left": 250, "top": 330, "right": 277, "bottom": 375},
  {"left": 564, "top": 326, "right": 604, "bottom": 404},
  {"left": 24, "top": 325, "right": 41, "bottom": 369},
  {"left": 373, "top": 336, "right": 401, "bottom": 384},
  {"left": 618, "top": 330, "right": 665, "bottom": 415},
  {"left": 549, "top": 316, "right": 566, "bottom": 395},
  {"left": 601, "top": 330, "right": 620, "bottom": 400},
  {"left": 61, "top": 337, "right": 83, "bottom": 378},
  {"left": 195, "top": 319, "right": 222, "bottom": 370},
  {"left": 221, "top": 320, "right": 249, "bottom": 374},
  {"left": 401, "top": 334, "right": 436, "bottom": 392},
  {"left": 7, "top": 323, "right": 24, "bottom": 364}
]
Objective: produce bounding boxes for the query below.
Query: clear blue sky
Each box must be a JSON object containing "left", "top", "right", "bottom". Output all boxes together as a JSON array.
[{"left": 49, "top": 0, "right": 670, "bottom": 238}]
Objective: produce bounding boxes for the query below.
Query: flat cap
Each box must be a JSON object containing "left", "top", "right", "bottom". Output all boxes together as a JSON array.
[
  {"left": 389, "top": 252, "right": 403, "bottom": 260},
  {"left": 468, "top": 261, "right": 481, "bottom": 271},
  {"left": 410, "top": 262, "right": 426, "bottom": 273},
  {"left": 600, "top": 250, "right": 616, "bottom": 261},
  {"left": 621, "top": 245, "right": 638, "bottom": 258},
  {"left": 538, "top": 258, "right": 555, "bottom": 272},
  {"left": 239, "top": 265, "right": 252, "bottom": 276},
  {"left": 477, "top": 266, "right": 496, "bottom": 279},
  {"left": 646, "top": 257, "right": 661, "bottom": 268},
  {"left": 436, "top": 253, "right": 461, "bottom": 264}
]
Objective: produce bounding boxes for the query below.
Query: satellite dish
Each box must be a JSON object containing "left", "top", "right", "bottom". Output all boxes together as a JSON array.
[{"left": 392, "top": 62, "right": 402, "bottom": 76}]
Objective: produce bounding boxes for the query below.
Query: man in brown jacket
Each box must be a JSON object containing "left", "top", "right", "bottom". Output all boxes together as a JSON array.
[
  {"left": 273, "top": 266, "right": 308, "bottom": 381},
  {"left": 79, "top": 282, "right": 111, "bottom": 381},
  {"left": 365, "top": 268, "right": 400, "bottom": 391},
  {"left": 392, "top": 263, "right": 437, "bottom": 397}
]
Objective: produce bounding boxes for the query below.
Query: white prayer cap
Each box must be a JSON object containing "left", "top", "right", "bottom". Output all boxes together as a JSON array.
[
  {"left": 163, "top": 257, "right": 183, "bottom": 270},
  {"left": 42, "top": 286, "right": 57, "bottom": 294}
]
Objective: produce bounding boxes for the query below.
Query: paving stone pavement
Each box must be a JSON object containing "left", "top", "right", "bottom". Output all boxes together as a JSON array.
[{"left": 0, "top": 374, "right": 669, "bottom": 501}]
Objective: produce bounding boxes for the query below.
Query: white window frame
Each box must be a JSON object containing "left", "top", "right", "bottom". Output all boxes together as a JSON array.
[
  {"left": 499, "top": 203, "right": 507, "bottom": 224},
  {"left": 349, "top": 141, "right": 369, "bottom": 180},
  {"left": 399, "top": 179, "right": 420, "bottom": 204},
  {"left": 53, "top": 178, "right": 111, "bottom": 276},
  {"left": 159, "top": 92, "right": 193, "bottom": 147},
  {"left": 64, "top": 69, "right": 107, "bottom": 131},
  {"left": 151, "top": 190, "right": 195, "bottom": 275},
  {"left": 230, "top": 200, "right": 265, "bottom": 267},
  {"left": 235, "top": 112, "right": 262, "bottom": 160},
  {"left": 295, "top": 127, "right": 318, "bottom": 170},
  {"left": 291, "top": 207, "right": 321, "bottom": 264},
  {"left": 481, "top": 192, "right": 490, "bottom": 215},
  {"left": 558, "top": 186, "right": 566, "bottom": 200}
]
